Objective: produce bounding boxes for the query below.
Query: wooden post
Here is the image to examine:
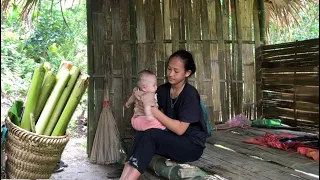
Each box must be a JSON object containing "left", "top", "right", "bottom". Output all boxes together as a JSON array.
[
  {"left": 253, "top": 0, "right": 261, "bottom": 119},
  {"left": 86, "top": 0, "right": 94, "bottom": 156}
]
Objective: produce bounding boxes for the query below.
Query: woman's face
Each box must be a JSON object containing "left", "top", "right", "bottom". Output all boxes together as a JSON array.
[{"left": 166, "top": 56, "right": 191, "bottom": 85}]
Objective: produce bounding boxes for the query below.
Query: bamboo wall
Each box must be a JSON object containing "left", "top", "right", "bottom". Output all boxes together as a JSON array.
[
  {"left": 86, "top": 0, "right": 260, "bottom": 155},
  {"left": 256, "top": 39, "right": 319, "bottom": 131}
]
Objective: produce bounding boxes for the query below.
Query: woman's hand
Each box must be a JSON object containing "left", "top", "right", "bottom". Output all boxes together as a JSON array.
[{"left": 151, "top": 107, "right": 189, "bottom": 135}]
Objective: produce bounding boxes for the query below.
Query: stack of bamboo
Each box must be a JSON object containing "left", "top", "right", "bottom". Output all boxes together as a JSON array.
[{"left": 19, "top": 61, "right": 88, "bottom": 136}]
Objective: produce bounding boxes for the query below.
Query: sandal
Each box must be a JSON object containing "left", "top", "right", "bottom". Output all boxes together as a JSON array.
[
  {"left": 105, "top": 168, "right": 123, "bottom": 179},
  {"left": 53, "top": 164, "right": 64, "bottom": 173},
  {"left": 58, "top": 160, "right": 68, "bottom": 167}
]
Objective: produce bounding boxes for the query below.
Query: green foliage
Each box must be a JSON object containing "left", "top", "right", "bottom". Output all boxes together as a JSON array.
[
  {"left": 1, "top": 0, "right": 87, "bottom": 100},
  {"left": 22, "top": 1, "right": 87, "bottom": 71},
  {"left": 1, "top": 4, "right": 35, "bottom": 97},
  {"left": 1, "top": 0, "right": 88, "bottom": 137},
  {"left": 268, "top": 1, "right": 319, "bottom": 44}
]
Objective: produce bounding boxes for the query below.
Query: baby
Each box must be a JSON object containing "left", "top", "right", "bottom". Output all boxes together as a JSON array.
[{"left": 125, "top": 70, "right": 165, "bottom": 131}]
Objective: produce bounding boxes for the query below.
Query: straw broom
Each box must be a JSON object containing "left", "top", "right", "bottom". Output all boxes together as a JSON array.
[{"left": 90, "top": 84, "right": 120, "bottom": 164}]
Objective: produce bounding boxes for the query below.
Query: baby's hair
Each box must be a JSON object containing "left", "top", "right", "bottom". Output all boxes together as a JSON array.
[{"left": 137, "top": 70, "right": 156, "bottom": 87}]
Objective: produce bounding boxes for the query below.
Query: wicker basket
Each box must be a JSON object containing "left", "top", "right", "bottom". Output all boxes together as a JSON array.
[{"left": 5, "top": 117, "right": 70, "bottom": 179}]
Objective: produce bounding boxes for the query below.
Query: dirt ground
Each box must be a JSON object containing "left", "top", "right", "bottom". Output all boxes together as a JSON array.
[
  {"left": 50, "top": 137, "right": 163, "bottom": 180},
  {"left": 50, "top": 137, "right": 120, "bottom": 180}
]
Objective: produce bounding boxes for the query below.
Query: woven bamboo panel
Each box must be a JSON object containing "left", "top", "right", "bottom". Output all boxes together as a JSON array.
[{"left": 256, "top": 38, "right": 319, "bottom": 130}]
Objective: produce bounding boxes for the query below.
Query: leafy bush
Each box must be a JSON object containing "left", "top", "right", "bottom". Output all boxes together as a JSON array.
[
  {"left": 268, "top": 1, "right": 319, "bottom": 44},
  {"left": 1, "top": 0, "right": 87, "bottom": 97},
  {"left": 22, "top": 1, "right": 87, "bottom": 71},
  {"left": 1, "top": 2, "right": 88, "bottom": 137}
]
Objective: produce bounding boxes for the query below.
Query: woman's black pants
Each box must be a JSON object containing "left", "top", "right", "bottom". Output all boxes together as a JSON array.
[{"left": 126, "top": 128, "right": 204, "bottom": 174}]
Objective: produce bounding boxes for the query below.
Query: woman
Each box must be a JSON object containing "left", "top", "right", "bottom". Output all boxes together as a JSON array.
[{"left": 120, "top": 50, "right": 208, "bottom": 180}]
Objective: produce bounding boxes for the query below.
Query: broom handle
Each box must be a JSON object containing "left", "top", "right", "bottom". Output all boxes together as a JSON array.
[{"left": 103, "top": 77, "right": 109, "bottom": 106}]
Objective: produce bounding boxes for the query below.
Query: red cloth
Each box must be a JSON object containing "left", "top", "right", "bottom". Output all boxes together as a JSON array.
[
  {"left": 243, "top": 132, "right": 319, "bottom": 161},
  {"left": 297, "top": 147, "right": 319, "bottom": 161},
  {"left": 103, "top": 100, "right": 109, "bottom": 107}
]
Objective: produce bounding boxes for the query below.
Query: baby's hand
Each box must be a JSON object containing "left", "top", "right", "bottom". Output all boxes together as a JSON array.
[
  {"left": 125, "top": 102, "right": 131, "bottom": 108},
  {"left": 146, "top": 115, "right": 154, "bottom": 121}
]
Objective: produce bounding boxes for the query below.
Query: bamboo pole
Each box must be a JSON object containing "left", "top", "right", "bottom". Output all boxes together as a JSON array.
[
  {"left": 235, "top": 0, "right": 243, "bottom": 114},
  {"left": 223, "top": 0, "right": 231, "bottom": 119},
  {"left": 36, "top": 68, "right": 71, "bottom": 135},
  {"left": 230, "top": 0, "right": 239, "bottom": 116},
  {"left": 34, "top": 71, "right": 56, "bottom": 121},
  {"left": 191, "top": 0, "right": 205, "bottom": 107},
  {"left": 21, "top": 64, "right": 45, "bottom": 131},
  {"left": 51, "top": 74, "right": 89, "bottom": 136},
  {"left": 119, "top": 0, "right": 133, "bottom": 140},
  {"left": 239, "top": 0, "right": 255, "bottom": 119},
  {"left": 201, "top": 0, "right": 214, "bottom": 127},
  {"left": 253, "top": 0, "right": 262, "bottom": 119},
  {"left": 86, "top": 0, "right": 94, "bottom": 156},
  {"left": 215, "top": 0, "right": 228, "bottom": 122},
  {"left": 258, "top": 0, "right": 266, "bottom": 43},
  {"left": 136, "top": 0, "right": 147, "bottom": 72},
  {"left": 179, "top": 0, "right": 185, "bottom": 50},
  {"left": 43, "top": 66, "right": 80, "bottom": 136},
  {"left": 130, "top": 0, "right": 137, "bottom": 78},
  {"left": 111, "top": 0, "right": 123, "bottom": 148},
  {"left": 148, "top": 155, "right": 209, "bottom": 180},
  {"left": 170, "top": 0, "right": 180, "bottom": 52},
  {"left": 154, "top": 0, "right": 165, "bottom": 85},
  {"left": 207, "top": 0, "right": 221, "bottom": 123},
  {"left": 164, "top": 0, "right": 172, "bottom": 63},
  {"left": 144, "top": 0, "right": 156, "bottom": 72}
]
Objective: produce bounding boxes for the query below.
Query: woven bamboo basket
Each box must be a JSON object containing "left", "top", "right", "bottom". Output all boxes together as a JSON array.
[{"left": 5, "top": 117, "right": 70, "bottom": 179}]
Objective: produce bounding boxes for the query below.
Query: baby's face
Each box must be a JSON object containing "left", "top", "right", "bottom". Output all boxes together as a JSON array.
[{"left": 144, "top": 75, "right": 157, "bottom": 93}]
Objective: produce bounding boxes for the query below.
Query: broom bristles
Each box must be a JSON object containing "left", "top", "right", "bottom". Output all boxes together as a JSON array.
[{"left": 90, "top": 104, "right": 120, "bottom": 164}]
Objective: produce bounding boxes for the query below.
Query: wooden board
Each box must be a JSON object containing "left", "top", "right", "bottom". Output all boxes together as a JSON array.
[
  {"left": 208, "top": 130, "right": 319, "bottom": 175},
  {"left": 263, "top": 107, "right": 319, "bottom": 123},
  {"left": 190, "top": 128, "right": 319, "bottom": 179},
  {"left": 262, "top": 99, "right": 319, "bottom": 113},
  {"left": 191, "top": 143, "right": 317, "bottom": 180},
  {"left": 260, "top": 39, "right": 319, "bottom": 51}
]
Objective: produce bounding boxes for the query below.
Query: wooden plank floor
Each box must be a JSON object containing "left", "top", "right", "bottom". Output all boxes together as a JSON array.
[{"left": 190, "top": 127, "right": 319, "bottom": 180}]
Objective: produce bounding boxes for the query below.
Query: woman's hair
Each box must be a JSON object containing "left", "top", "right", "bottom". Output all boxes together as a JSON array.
[
  {"left": 168, "top": 50, "right": 196, "bottom": 76},
  {"left": 137, "top": 69, "right": 155, "bottom": 87}
]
